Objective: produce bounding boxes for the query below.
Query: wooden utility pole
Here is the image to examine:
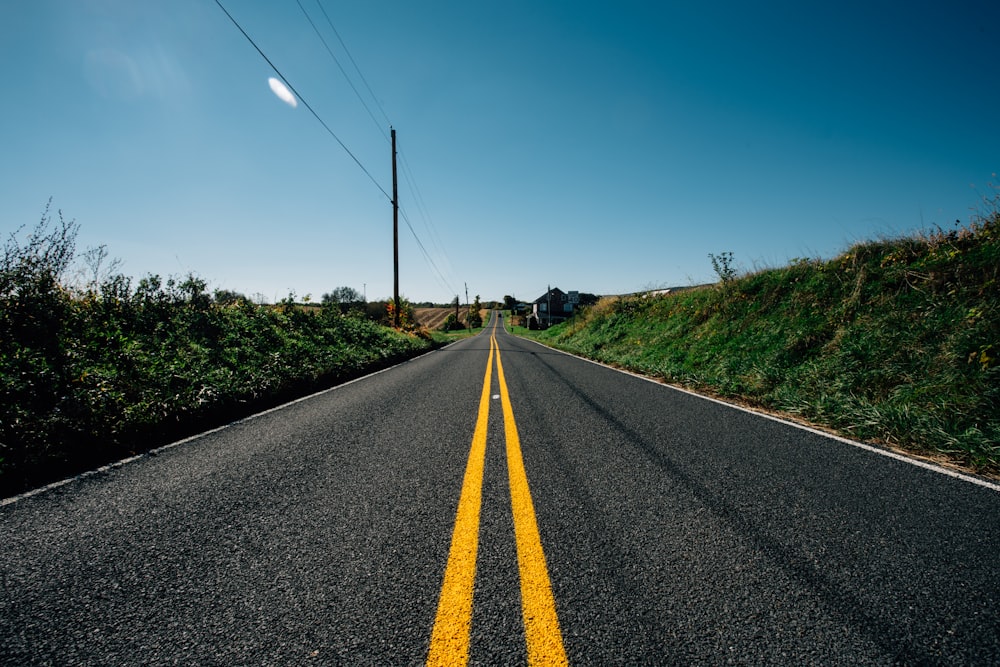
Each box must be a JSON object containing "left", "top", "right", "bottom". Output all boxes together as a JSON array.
[
  {"left": 392, "top": 128, "right": 400, "bottom": 328},
  {"left": 547, "top": 284, "right": 551, "bottom": 328}
]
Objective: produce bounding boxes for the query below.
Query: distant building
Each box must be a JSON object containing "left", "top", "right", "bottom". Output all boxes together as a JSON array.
[{"left": 529, "top": 287, "right": 577, "bottom": 328}]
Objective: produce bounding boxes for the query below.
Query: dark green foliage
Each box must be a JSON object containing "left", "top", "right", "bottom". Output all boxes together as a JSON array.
[
  {"left": 213, "top": 288, "right": 248, "bottom": 305},
  {"left": 467, "top": 295, "right": 483, "bottom": 328},
  {"left": 321, "top": 286, "right": 363, "bottom": 306},
  {"left": 440, "top": 313, "right": 461, "bottom": 332},
  {"left": 540, "top": 209, "right": 1000, "bottom": 473},
  {"left": 0, "top": 209, "right": 430, "bottom": 496}
]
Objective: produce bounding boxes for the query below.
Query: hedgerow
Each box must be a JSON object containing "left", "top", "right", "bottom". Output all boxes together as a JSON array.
[{"left": 0, "top": 203, "right": 430, "bottom": 496}]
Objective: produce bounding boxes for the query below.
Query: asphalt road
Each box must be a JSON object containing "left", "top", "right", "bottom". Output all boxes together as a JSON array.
[{"left": 2, "top": 314, "right": 999, "bottom": 665}]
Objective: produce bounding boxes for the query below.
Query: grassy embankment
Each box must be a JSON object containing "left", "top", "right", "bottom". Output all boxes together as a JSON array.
[
  {"left": 533, "top": 210, "right": 999, "bottom": 475},
  {"left": 0, "top": 209, "right": 432, "bottom": 497}
]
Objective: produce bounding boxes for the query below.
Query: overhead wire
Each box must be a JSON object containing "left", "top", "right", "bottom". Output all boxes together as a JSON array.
[
  {"left": 301, "top": 1, "right": 457, "bottom": 296},
  {"left": 295, "top": 0, "right": 388, "bottom": 142},
  {"left": 213, "top": 0, "right": 391, "bottom": 203},
  {"left": 311, "top": 0, "right": 393, "bottom": 130},
  {"left": 398, "top": 157, "right": 456, "bottom": 296},
  {"left": 399, "top": 207, "right": 455, "bottom": 296},
  {"left": 398, "top": 154, "right": 451, "bottom": 276},
  {"left": 216, "top": 0, "right": 457, "bottom": 298}
]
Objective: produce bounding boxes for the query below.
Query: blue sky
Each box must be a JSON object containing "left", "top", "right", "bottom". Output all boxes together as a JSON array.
[{"left": 2, "top": 1, "right": 997, "bottom": 305}]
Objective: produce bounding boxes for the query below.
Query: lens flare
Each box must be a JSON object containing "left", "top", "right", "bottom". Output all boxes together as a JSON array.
[{"left": 268, "top": 77, "right": 297, "bottom": 108}]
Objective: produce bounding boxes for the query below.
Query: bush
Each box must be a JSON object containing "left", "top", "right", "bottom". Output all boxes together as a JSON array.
[{"left": 0, "top": 205, "right": 433, "bottom": 496}]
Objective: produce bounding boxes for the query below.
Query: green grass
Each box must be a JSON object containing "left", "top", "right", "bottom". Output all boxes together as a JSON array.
[
  {"left": 534, "top": 211, "right": 1000, "bottom": 475},
  {"left": 428, "top": 322, "right": 490, "bottom": 344}
]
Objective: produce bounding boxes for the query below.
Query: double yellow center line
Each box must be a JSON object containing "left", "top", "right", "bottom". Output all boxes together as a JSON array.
[{"left": 427, "top": 321, "right": 567, "bottom": 666}]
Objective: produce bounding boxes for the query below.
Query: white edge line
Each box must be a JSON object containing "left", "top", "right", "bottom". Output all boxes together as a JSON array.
[
  {"left": 518, "top": 335, "right": 1000, "bottom": 493},
  {"left": 1, "top": 351, "right": 444, "bottom": 508}
]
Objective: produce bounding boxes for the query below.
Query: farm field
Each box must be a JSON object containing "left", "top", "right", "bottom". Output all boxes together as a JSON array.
[
  {"left": 413, "top": 307, "right": 458, "bottom": 330},
  {"left": 414, "top": 307, "right": 491, "bottom": 330}
]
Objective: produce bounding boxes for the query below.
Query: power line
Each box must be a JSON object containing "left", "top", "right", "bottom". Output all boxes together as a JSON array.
[
  {"left": 296, "top": 4, "right": 455, "bottom": 297},
  {"left": 312, "top": 0, "right": 393, "bottom": 130},
  {"left": 213, "top": 0, "right": 391, "bottom": 202},
  {"left": 300, "top": 0, "right": 452, "bottom": 279},
  {"left": 398, "top": 154, "right": 451, "bottom": 275},
  {"left": 295, "top": 0, "right": 388, "bottom": 141},
  {"left": 396, "top": 155, "right": 456, "bottom": 298},
  {"left": 218, "top": 0, "right": 456, "bottom": 298},
  {"left": 399, "top": 206, "right": 455, "bottom": 295}
]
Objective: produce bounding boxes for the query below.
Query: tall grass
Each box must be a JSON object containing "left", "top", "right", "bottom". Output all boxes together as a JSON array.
[{"left": 539, "top": 205, "right": 1000, "bottom": 473}]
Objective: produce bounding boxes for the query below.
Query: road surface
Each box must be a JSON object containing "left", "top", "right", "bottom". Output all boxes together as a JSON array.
[{"left": 2, "top": 314, "right": 999, "bottom": 664}]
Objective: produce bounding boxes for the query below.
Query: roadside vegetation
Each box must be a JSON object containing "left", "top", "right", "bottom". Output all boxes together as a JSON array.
[
  {"left": 0, "top": 203, "right": 432, "bottom": 496},
  {"left": 535, "top": 199, "right": 1000, "bottom": 475}
]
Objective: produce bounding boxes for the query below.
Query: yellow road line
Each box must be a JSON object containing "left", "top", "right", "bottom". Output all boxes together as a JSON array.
[
  {"left": 495, "top": 339, "right": 568, "bottom": 666},
  {"left": 428, "top": 317, "right": 566, "bottom": 665},
  {"left": 427, "top": 335, "right": 495, "bottom": 666}
]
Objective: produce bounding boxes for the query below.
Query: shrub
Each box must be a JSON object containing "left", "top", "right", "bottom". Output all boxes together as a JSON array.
[{"left": 0, "top": 205, "right": 433, "bottom": 496}]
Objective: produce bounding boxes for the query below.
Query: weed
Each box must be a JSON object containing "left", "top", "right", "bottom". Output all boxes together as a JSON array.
[{"left": 708, "top": 251, "right": 738, "bottom": 284}]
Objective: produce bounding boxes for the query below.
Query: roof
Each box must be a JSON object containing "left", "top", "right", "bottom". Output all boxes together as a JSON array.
[{"left": 532, "top": 287, "right": 565, "bottom": 304}]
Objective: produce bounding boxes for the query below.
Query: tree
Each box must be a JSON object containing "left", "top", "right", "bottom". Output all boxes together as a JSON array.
[
  {"left": 213, "top": 288, "right": 247, "bottom": 305},
  {"left": 322, "top": 286, "right": 363, "bottom": 305},
  {"left": 467, "top": 294, "right": 483, "bottom": 328},
  {"left": 176, "top": 274, "right": 210, "bottom": 308}
]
